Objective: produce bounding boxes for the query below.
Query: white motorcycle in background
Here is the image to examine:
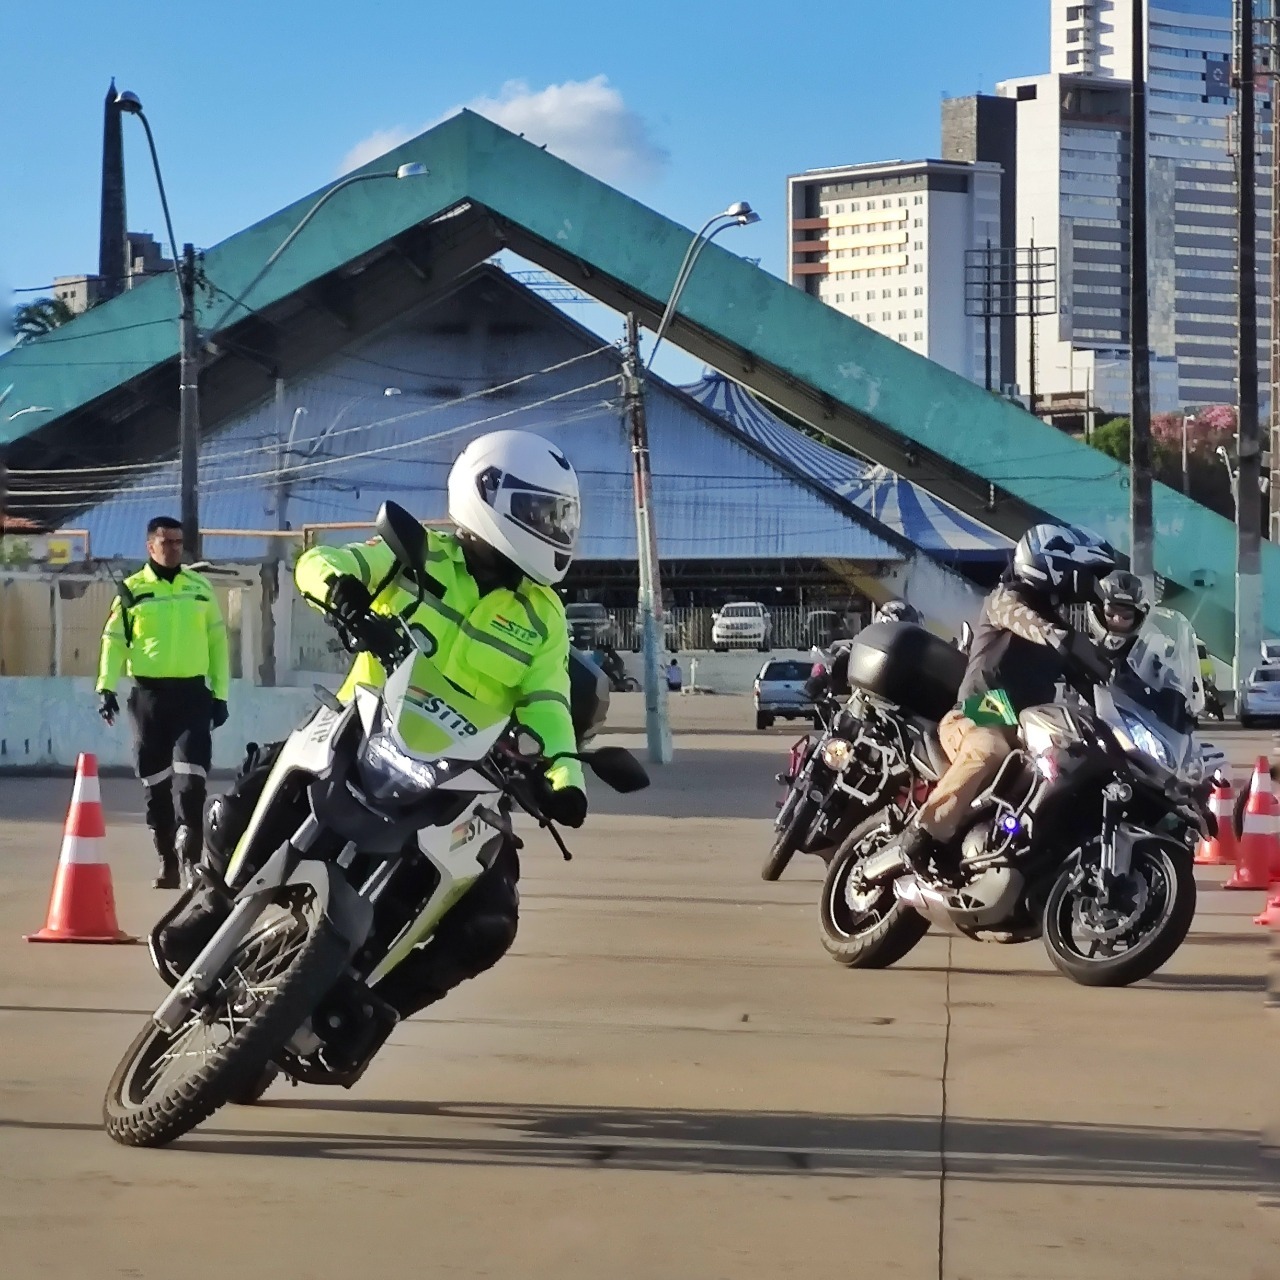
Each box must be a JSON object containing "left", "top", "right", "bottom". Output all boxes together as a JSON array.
[{"left": 103, "top": 502, "right": 648, "bottom": 1148}]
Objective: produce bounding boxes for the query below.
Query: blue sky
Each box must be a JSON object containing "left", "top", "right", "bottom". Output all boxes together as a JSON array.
[{"left": 2, "top": 0, "right": 1047, "bottom": 375}]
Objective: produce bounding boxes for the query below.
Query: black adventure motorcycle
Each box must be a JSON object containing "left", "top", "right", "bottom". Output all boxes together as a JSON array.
[{"left": 818, "top": 611, "right": 1210, "bottom": 987}]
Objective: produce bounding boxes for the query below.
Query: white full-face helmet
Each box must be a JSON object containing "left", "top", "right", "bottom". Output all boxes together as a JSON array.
[{"left": 447, "top": 430, "right": 581, "bottom": 585}]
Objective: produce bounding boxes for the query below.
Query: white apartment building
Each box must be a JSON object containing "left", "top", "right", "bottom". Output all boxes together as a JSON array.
[
  {"left": 1000, "top": 0, "right": 1271, "bottom": 413},
  {"left": 786, "top": 159, "right": 1004, "bottom": 382}
]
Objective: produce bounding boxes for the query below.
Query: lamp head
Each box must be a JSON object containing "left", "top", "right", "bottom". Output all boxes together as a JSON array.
[
  {"left": 114, "top": 90, "right": 144, "bottom": 115},
  {"left": 396, "top": 162, "right": 429, "bottom": 179}
]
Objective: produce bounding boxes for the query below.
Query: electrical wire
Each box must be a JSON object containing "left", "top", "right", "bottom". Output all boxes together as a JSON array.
[{"left": 7, "top": 345, "right": 617, "bottom": 482}]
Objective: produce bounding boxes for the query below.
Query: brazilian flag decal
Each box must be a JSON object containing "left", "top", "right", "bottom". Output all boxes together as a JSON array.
[{"left": 961, "top": 689, "right": 1018, "bottom": 727}]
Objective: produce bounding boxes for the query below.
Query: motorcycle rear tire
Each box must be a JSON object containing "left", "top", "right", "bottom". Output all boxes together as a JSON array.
[
  {"left": 819, "top": 810, "right": 929, "bottom": 968},
  {"left": 1042, "top": 844, "right": 1196, "bottom": 988}
]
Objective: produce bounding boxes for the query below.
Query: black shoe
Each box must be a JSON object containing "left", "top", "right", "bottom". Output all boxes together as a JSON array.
[
  {"left": 158, "top": 882, "right": 232, "bottom": 973},
  {"left": 151, "top": 830, "right": 179, "bottom": 890},
  {"left": 883, "top": 826, "right": 939, "bottom": 876}
]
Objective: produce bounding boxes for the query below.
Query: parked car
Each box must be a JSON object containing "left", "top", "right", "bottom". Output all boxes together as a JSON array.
[
  {"left": 754, "top": 658, "right": 816, "bottom": 730},
  {"left": 565, "top": 602, "right": 616, "bottom": 649},
  {"left": 802, "top": 610, "right": 846, "bottom": 649},
  {"left": 1239, "top": 666, "right": 1280, "bottom": 727},
  {"left": 1262, "top": 639, "right": 1280, "bottom": 666},
  {"left": 712, "top": 601, "right": 771, "bottom": 652},
  {"left": 627, "top": 615, "right": 683, "bottom": 653}
]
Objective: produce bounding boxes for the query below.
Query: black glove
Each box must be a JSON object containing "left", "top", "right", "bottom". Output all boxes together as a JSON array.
[
  {"left": 327, "top": 574, "right": 373, "bottom": 628},
  {"left": 98, "top": 690, "right": 119, "bottom": 726},
  {"left": 1064, "top": 631, "right": 1113, "bottom": 684},
  {"left": 211, "top": 698, "right": 229, "bottom": 729},
  {"left": 538, "top": 781, "right": 588, "bottom": 829}
]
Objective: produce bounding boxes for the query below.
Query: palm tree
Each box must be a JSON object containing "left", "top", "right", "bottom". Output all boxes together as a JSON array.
[{"left": 13, "top": 296, "right": 76, "bottom": 343}]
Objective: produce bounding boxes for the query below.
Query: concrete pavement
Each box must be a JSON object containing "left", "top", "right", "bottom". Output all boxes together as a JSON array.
[{"left": 0, "top": 694, "right": 1274, "bottom": 1279}]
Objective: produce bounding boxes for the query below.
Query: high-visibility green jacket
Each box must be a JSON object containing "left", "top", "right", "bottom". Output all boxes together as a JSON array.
[
  {"left": 96, "top": 564, "right": 231, "bottom": 699},
  {"left": 295, "top": 530, "right": 584, "bottom": 792}
]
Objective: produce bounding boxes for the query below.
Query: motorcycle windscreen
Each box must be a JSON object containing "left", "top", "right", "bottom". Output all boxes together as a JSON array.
[
  {"left": 1114, "top": 608, "right": 1200, "bottom": 745},
  {"left": 383, "top": 654, "right": 508, "bottom": 759}
]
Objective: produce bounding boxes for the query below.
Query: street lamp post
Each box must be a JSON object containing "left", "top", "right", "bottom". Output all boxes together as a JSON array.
[
  {"left": 117, "top": 86, "right": 428, "bottom": 559},
  {"left": 114, "top": 91, "right": 200, "bottom": 554},
  {"left": 627, "top": 201, "right": 759, "bottom": 764}
]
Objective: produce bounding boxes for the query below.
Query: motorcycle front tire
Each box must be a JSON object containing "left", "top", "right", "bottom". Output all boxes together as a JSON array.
[{"left": 761, "top": 792, "right": 817, "bottom": 881}]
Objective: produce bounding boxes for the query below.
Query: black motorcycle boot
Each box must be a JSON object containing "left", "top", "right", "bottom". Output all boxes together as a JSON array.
[
  {"left": 175, "top": 824, "right": 203, "bottom": 891},
  {"left": 157, "top": 874, "right": 234, "bottom": 974},
  {"left": 882, "top": 826, "right": 943, "bottom": 878},
  {"left": 151, "top": 829, "right": 179, "bottom": 890}
]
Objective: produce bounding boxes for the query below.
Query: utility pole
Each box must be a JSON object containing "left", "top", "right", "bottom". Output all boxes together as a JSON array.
[
  {"left": 622, "top": 313, "right": 673, "bottom": 765},
  {"left": 1130, "top": 0, "right": 1155, "bottom": 595},
  {"left": 1236, "top": 0, "right": 1263, "bottom": 687},
  {"left": 179, "top": 242, "right": 201, "bottom": 560}
]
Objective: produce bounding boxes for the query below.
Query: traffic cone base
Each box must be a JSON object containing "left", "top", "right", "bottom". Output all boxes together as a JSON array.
[
  {"left": 25, "top": 753, "right": 136, "bottom": 945},
  {"left": 1195, "top": 778, "right": 1237, "bottom": 866},
  {"left": 25, "top": 863, "right": 132, "bottom": 943},
  {"left": 1254, "top": 890, "right": 1280, "bottom": 928}
]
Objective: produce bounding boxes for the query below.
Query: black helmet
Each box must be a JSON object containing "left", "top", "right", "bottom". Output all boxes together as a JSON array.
[
  {"left": 874, "top": 599, "right": 922, "bottom": 626},
  {"left": 1012, "top": 523, "right": 1115, "bottom": 601},
  {"left": 1088, "top": 570, "right": 1149, "bottom": 648}
]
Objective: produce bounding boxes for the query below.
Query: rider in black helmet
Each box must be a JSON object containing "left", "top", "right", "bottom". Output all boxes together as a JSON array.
[{"left": 878, "top": 523, "right": 1116, "bottom": 878}]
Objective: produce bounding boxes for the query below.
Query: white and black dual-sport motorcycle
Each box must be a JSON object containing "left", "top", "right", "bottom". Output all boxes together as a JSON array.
[
  {"left": 820, "top": 609, "right": 1212, "bottom": 987},
  {"left": 103, "top": 503, "right": 649, "bottom": 1148}
]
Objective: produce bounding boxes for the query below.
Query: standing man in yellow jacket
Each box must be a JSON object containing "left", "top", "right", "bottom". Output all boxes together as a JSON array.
[{"left": 96, "top": 516, "right": 230, "bottom": 889}]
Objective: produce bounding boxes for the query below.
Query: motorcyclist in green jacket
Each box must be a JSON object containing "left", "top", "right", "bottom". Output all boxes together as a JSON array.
[{"left": 163, "top": 430, "right": 587, "bottom": 1018}]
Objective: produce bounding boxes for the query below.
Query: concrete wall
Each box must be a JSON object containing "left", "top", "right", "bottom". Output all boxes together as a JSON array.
[{"left": 0, "top": 678, "right": 322, "bottom": 772}]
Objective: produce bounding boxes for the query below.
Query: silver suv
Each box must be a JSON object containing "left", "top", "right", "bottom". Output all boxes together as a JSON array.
[{"left": 754, "top": 658, "right": 816, "bottom": 730}]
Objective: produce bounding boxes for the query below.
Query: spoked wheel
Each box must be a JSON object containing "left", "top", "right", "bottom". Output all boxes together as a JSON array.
[
  {"left": 819, "top": 809, "right": 929, "bottom": 968},
  {"left": 1042, "top": 841, "right": 1196, "bottom": 987},
  {"left": 104, "top": 890, "right": 347, "bottom": 1147}
]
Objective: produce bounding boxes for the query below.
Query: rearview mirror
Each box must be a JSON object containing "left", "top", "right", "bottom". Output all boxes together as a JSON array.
[
  {"left": 584, "top": 746, "right": 650, "bottom": 793},
  {"left": 960, "top": 622, "right": 974, "bottom": 652},
  {"left": 376, "top": 500, "right": 428, "bottom": 569}
]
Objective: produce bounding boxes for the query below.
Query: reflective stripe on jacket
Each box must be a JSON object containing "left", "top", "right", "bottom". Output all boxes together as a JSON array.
[
  {"left": 295, "top": 529, "right": 584, "bottom": 792},
  {"left": 96, "top": 565, "right": 231, "bottom": 699}
]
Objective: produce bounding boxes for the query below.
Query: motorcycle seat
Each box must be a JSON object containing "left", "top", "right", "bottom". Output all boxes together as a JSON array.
[{"left": 905, "top": 716, "right": 951, "bottom": 780}]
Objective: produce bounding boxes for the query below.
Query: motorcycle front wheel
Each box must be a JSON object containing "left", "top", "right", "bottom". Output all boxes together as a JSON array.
[
  {"left": 1042, "top": 840, "right": 1196, "bottom": 987},
  {"left": 819, "top": 809, "right": 929, "bottom": 968},
  {"left": 103, "top": 888, "right": 348, "bottom": 1147},
  {"left": 761, "top": 788, "right": 817, "bottom": 882}
]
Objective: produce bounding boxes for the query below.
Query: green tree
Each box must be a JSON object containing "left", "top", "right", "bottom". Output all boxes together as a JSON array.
[
  {"left": 12, "top": 296, "right": 75, "bottom": 343},
  {"left": 1091, "top": 416, "right": 1130, "bottom": 463}
]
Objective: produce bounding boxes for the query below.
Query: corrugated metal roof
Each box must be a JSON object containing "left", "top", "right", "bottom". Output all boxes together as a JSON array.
[
  {"left": 71, "top": 275, "right": 904, "bottom": 566},
  {"left": 685, "top": 373, "right": 1010, "bottom": 561}
]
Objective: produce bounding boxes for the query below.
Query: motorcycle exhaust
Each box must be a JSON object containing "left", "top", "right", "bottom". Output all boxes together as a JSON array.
[
  {"left": 859, "top": 845, "right": 907, "bottom": 884},
  {"left": 893, "top": 875, "right": 965, "bottom": 933}
]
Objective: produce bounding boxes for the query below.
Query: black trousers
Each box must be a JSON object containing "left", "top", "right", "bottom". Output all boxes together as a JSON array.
[
  {"left": 374, "top": 842, "right": 520, "bottom": 1019},
  {"left": 128, "top": 677, "right": 213, "bottom": 836}
]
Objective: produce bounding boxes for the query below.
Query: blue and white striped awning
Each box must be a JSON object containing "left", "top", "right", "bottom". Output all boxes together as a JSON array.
[{"left": 685, "top": 373, "right": 1011, "bottom": 562}]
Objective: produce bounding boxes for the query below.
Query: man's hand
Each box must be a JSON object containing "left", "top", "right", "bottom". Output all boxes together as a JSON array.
[
  {"left": 211, "top": 698, "right": 229, "bottom": 729},
  {"left": 98, "top": 690, "right": 119, "bottom": 726},
  {"left": 537, "top": 780, "right": 588, "bottom": 829},
  {"left": 1065, "top": 631, "right": 1113, "bottom": 684},
  {"left": 327, "top": 574, "right": 373, "bottom": 628}
]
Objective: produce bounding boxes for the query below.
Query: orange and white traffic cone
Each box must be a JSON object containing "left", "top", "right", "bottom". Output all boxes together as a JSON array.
[
  {"left": 25, "top": 753, "right": 135, "bottom": 944},
  {"left": 1254, "top": 888, "right": 1280, "bottom": 927},
  {"left": 1195, "top": 777, "right": 1238, "bottom": 866},
  {"left": 1224, "top": 757, "right": 1279, "bottom": 891}
]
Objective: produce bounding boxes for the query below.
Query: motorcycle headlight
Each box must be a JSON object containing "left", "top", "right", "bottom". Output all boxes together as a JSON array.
[
  {"left": 821, "top": 738, "right": 855, "bottom": 772},
  {"left": 1119, "top": 713, "right": 1173, "bottom": 768},
  {"left": 1022, "top": 721, "right": 1057, "bottom": 759},
  {"left": 357, "top": 730, "right": 444, "bottom": 805}
]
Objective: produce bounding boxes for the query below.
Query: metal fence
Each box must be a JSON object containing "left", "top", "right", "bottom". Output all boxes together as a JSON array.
[{"left": 0, "top": 571, "right": 247, "bottom": 679}]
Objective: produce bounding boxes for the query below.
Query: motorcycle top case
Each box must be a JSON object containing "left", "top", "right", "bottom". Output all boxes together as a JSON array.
[{"left": 845, "top": 621, "right": 966, "bottom": 722}]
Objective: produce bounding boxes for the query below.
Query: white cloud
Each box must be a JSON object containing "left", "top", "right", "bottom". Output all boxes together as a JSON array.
[{"left": 339, "top": 76, "right": 668, "bottom": 185}]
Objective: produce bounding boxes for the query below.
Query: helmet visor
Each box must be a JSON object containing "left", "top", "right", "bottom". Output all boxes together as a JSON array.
[
  {"left": 1104, "top": 602, "right": 1140, "bottom": 635},
  {"left": 508, "top": 489, "right": 580, "bottom": 549}
]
